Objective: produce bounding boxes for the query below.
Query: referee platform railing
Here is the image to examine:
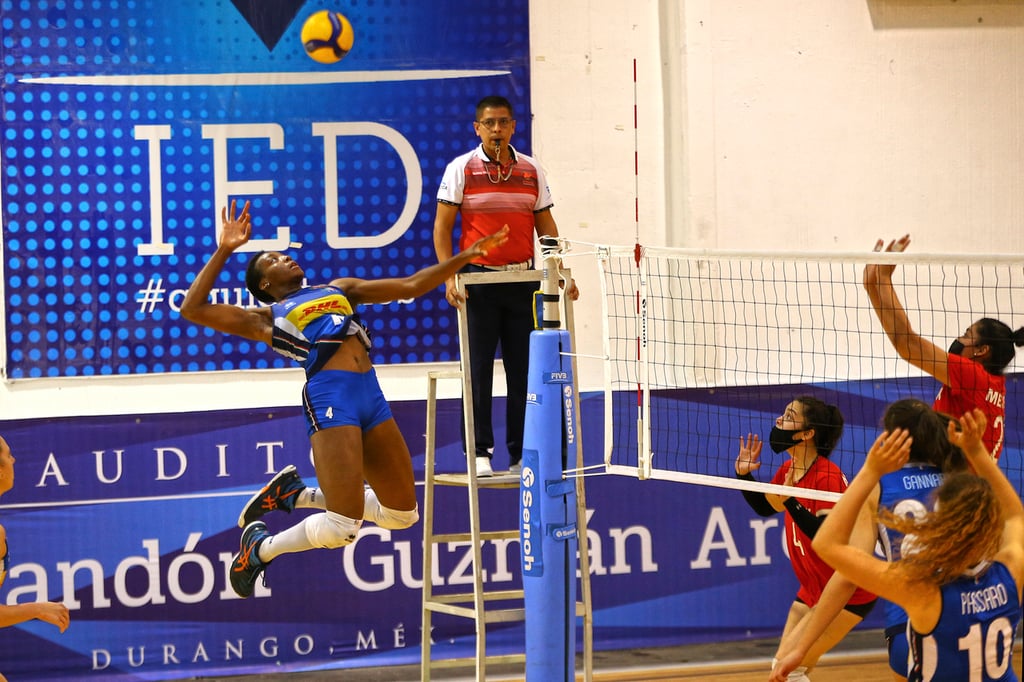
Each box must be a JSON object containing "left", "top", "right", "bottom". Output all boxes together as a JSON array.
[{"left": 420, "top": 267, "right": 594, "bottom": 682}]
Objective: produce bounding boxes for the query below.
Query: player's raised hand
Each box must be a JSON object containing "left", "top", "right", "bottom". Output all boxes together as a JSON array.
[
  {"left": 736, "top": 434, "right": 763, "bottom": 476},
  {"left": 864, "top": 234, "right": 910, "bottom": 285},
  {"left": 863, "top": 428, "right": 912, "bottom": 477},
  {"left": 468, "top": 225, "right": 510, "bottom": 259},
  {"left": 219, "top": 200, "right": 252, "bottom": 252},
  {"left": 949, "top": 408, "right": 991, "bottom": 464}
]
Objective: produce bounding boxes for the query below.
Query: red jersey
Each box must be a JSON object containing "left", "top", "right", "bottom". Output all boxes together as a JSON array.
[
  {"left": 436, "top": 145, "right": 553, "bottom": 266},
  {"left": 933, "top": 353, "right": 1007, "bottom": 459},
  {"left": 771, "top": 457, "right": 875, "bottom": 608}
]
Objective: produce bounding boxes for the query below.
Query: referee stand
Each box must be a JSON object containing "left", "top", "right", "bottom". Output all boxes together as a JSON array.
[{"left": 421, "top": 264, "right": 593, "bottom": 681}]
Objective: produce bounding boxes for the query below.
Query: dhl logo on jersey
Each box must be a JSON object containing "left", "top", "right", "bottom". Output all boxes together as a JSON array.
[{"left": 286, "top": 295, "right": 353, "bottom": 329}]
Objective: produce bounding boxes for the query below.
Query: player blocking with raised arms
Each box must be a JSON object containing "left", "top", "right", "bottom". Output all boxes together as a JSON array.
[
  {"left": 815, "top": 409, "right": 1022, "bottom": 681},
  {"left": 864, "top": 234, "right": 1024, "bottom": 460}
]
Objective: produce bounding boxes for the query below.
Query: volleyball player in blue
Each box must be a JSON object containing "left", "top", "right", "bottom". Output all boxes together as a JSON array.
[
  {"left": 816, "top": 409, "right": 1023, "bottom": 681},
  {"left": 872, "top": 399, "right": 967, "bottom": 681},
  {"left": 181, "top": 200, "right": 508, "bottom": 597}
]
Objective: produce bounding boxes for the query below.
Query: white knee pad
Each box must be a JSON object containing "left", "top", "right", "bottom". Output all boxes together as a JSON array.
[
  {"left": 364, "top": 488, "right": 420, "bottom": 529},
  {"left": 376, "top": 504, "right": 420, "bottom": 530},
  {"left": 304, "top": 511, "right": 362, "bottom": 548}
]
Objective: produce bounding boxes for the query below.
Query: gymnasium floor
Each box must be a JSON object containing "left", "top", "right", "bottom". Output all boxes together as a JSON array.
[{"left": 196, "top": 627, "right": 900, "bottom": 681}]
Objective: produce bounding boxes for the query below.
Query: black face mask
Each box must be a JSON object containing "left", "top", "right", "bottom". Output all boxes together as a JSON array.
[
  {"left": 948, "top": 340, "right": 965, "bottom": 355},
  {"left": 768, "top": 425, "right": 804, "bottom": 454}
]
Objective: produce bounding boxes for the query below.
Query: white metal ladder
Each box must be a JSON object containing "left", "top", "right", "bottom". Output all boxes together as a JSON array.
[{"left": 420, "top": 268, "right": 593, "bottom": 681}]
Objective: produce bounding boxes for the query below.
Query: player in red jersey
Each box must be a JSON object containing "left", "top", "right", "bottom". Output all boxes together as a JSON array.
[
  {"left": 864, "top": 234, "right": 1024, "bottom": 459},
  {"left": 735, "top": 396, "right": 877, "bottom": 682}
]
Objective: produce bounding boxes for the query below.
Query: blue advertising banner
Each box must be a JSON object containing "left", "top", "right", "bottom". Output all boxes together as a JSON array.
[
  {"left": 0, "top": 391, "right": 894, "bottom": 681},
  {"left": 0, "top": 0, "right": 531, "bottom": 377}
]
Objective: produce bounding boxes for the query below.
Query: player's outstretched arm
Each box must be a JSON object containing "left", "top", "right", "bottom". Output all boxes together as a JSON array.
[
  {"left": 339, "top": 226, "right": 510, "bottom": 306},
  {"left": 948, "top": 409, "right": 1024, "bottom": 599},
  {"left": 862, "top": 235, "right": 949, "bottom": 384},
  {"left": 952, "top": 410, "right": 1024, "bottom": 525},
  {"left": 770, "top": 500, "right": 876, "bottom": 681},
  {"left": 0, "top": 601, "right": 70, "bottom": 632},
  {"left": 815, "top": 430, "right": 920, "bottom": 609},
  {"left": 815, "top": 431, "right": 907, "bottom": 586},
  {"left": 180, "top": 201, "right": 271, "bottom": 344}
]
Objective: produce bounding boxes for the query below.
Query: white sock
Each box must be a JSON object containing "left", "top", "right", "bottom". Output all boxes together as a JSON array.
[
  {"left": 295, "top": 486, "right": 324, "bottom": 510},
  {"left": 258, "top": 518, "right": 317, "bottom": 562}
]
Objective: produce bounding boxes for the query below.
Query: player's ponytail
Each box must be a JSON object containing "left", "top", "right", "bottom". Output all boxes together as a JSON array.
[
  {"left": 976, "top": 317, "right": 1023, "bottom": 374},
  {"left": 1013, "top": 326, "right": 1024, "bottom": 348}
]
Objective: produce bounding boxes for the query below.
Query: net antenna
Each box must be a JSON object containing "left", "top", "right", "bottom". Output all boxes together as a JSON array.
[
  {"left": 629, "top": 58, "right": 650, "bottom": 480},
  {"left": 598, "top": 246, "right": 1024, "bottom": 502}
]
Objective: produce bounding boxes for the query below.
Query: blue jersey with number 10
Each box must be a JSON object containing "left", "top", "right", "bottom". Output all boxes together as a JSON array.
[{"left": 907, "top": 561, "right": 1020, "bottom": 681}]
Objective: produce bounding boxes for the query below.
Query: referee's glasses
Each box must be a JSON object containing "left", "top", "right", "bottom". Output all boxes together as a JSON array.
[{"left": 477, "top": 117, "right": 514, "bottom": 129}]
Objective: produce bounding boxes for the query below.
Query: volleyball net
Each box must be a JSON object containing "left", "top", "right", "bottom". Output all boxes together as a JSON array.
[{"left": 597, "top": 244, "right": 1024, "bottom": 501}]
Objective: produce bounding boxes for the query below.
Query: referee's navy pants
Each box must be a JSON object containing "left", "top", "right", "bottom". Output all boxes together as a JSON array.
[{"left": 461, "top": 266, "right": 536, "bottom": 466}]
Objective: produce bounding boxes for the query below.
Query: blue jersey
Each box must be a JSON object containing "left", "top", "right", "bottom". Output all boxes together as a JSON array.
[
  {"left": 269, "top": 285, "right": 371, "bottom": 377},
  {"left": 878, "top": 464, "right": 945, "bottom": 630},
  {"left": 908, "top": 561, "right": 1021, "bottom": 681}
]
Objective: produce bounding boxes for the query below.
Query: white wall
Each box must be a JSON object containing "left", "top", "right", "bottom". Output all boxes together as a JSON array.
[
  {"left": 3, "top": 0, "right": 1023, "bottom": 418},
  {"left": 670, "top": 0, "right": 1024, "bottom": 254}
]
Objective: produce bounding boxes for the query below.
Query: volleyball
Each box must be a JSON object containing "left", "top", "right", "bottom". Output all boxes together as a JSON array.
[{"left": 300, "top": 10, "right": 354, "bottom": 64}]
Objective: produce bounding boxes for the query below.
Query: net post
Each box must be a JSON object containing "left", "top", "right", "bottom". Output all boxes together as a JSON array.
[
  {"left": 521, "top": 329, "right": 578, "bottom": 680},
  {"left": 522, "top": 236, "right": 578, "bottom": 680}
]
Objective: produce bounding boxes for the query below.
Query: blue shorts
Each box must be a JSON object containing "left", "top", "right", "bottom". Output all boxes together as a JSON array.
[{"left": 302, "top": 369, "right": 393, "bottom": 437}]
